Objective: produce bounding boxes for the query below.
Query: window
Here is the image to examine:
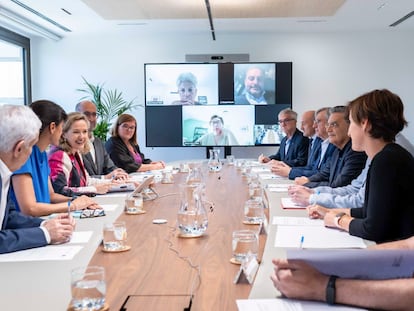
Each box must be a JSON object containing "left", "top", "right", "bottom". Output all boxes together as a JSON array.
[{"left": 0, "top": 26, "right": 31, "bottom": 105}]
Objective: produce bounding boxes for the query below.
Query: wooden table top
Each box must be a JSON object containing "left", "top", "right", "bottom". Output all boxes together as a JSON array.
[{"left": 89, "top": 164, "right": 266, "bottom": 310}]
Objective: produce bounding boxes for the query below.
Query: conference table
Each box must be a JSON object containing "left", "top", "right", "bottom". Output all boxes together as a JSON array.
[
  {"left": 87, "top": 162, "right": 272, "bottom": 310},
  {"left": 0, "top": 160, "right": 365, "bottom": 310}
]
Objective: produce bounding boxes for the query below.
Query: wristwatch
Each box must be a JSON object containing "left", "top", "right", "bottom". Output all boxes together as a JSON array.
[
  {"left": 326, "top": 275, "right": 338, "bottom": 305},
  {"left": 334, "top": 212, "right": 346, "bottom": 228}
]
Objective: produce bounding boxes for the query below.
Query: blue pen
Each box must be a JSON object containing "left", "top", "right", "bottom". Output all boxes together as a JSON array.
[
  {"left": 68, "top": 199, "right": 71, "bottom": 215},
  {"left": 300, "top": 235, "right": 304, "bottom": 249}
]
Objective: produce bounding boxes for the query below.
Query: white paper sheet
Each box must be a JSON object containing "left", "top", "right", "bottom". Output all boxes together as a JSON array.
[
  {"left": 68, "top": 231, "right": 93, "bottom": 244},
  {"left": 268, "top": 188, "right": 286, "bottom": 193},
  {"left": 281, "top": 197, "right": 306, "bottom": 209},
  {"left": 273, "top": 216, "right": 323, "bottom": 227},
  {"left": 274, "top": 225, "right": 367, "bottom": 249},
  {"left": 236, "top": 298, "right": 366, "bottom": 311},
  {"left": 259, "top": 174, "right": 285, "bottom": 180},
  {"left": 100, "top": 204, "right": 119, "bottom": 212},
  {"left": 251, "top": 166, "right": 271, "bottom": 173},
  {"left": 266, "top": 183, "right": 292, "bottom": 188},
  {"left": 0, "top": 245, "right": 83, "bottom": 262},
  {"left": 287, "top": 248, "right": 414, "bottom": 280}
]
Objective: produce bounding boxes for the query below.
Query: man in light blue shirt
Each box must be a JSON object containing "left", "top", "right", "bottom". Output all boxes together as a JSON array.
[{"left": 289, "top": 159, "right": 370, "bottom": 208}]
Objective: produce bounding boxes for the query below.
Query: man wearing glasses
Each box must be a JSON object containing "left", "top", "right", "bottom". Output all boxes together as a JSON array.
[
  {"left": 258, "top": 108, "right": 309, "bottom": 167},
  {"left": 271, "top": 108, "right": 336, "bottom": 179},
  {"left": 295, "top": 106, "right": 366, "bottom": 188}
]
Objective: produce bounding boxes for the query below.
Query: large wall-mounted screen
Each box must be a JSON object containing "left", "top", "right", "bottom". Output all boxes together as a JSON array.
[{"left": 144, "top": 62, "right": 292, "bottom": 147}]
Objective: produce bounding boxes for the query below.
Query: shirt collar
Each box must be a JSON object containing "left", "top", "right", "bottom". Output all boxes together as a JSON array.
[
  {"left": 0, "top": 158, "right": 13, "bottom": 183},
  {"left": 245, "top": 91, "right": 267, "bottom": 104}
]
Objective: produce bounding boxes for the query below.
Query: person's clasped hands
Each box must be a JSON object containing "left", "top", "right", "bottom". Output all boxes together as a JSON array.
[
  {"left": 151, "top": 161, "right": 166, "bottom": 170},
  {"left": 307, "top": 204, "right": 341, "bottom": 229},
  {"left": 270, "top": 258, "right": 328, "bottom": 301},
  {"left": 104, "top": 168, "right": 129, "bottom": 181},
  {"left": 71, "top": 195, "right": 101, "bottom": 210},
  {"left": 288, "top": 185, "right": 313, "bottom": 206},
  {"left": 42, "top": 213, "right": 76, "bottom": 244},
  {"left": 270, "top": 161, "right": 291, "bottom": 177}
]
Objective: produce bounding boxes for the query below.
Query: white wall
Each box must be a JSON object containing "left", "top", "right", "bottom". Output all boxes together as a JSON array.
[{"left": 30, "top": 30, "right": 414, "bottom": 161}]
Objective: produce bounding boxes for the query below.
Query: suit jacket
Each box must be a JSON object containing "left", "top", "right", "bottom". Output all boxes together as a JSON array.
[
  {"left": 105, "top": 136, "right": 152, "bottom": 174},
  {"left": 288, "top": 138, "right": 336, "bottom": 179},
  {"left": 269, "top": 129, "right": 309, "bottom": 167},
  {"left": 82, "top": 137, "right": 117, "bottom": 178},
  {"left": 305, "top": 139, "right": 367, "bottom": 188},
  {"left": 0, "top": 190, "right": 46, "bottom": 254},
  {"left": 234, "top": 92, "right": 275, "bottom": 105}
]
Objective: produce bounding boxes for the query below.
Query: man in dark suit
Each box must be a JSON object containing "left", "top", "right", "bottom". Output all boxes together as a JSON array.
[
  {"left": 272, "top": 107, "right": 335, "bottom": 179},
  {"left": 259, "top": 108, "right": 309, "bottom": 167},
  {"left": 295, "top": 106, "right": 367, "bottom": 188},
  {"left": 0, "top": 105, "right": 74, "bottom": 254},
  {"left": 76, "top": 100, "right": 127, "bottom": 179}
]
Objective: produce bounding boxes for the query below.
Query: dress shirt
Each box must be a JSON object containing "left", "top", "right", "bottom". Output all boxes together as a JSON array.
[
  {"left": 318, "top": 138, "right": 330, "bottom": 168},
  {"left": 309, "top": 159, "right": 371, "bottom": 208},
  {"left": 0, "top": 159, "right": 12, "bottom": 228},
  {"left": 284, "top": 138, "right": 291, "bottom": 155}
]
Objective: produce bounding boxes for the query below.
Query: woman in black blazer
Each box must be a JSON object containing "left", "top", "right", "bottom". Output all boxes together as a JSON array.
[{"left": 105, "top": 114, "right": 165, "bottom": 173}]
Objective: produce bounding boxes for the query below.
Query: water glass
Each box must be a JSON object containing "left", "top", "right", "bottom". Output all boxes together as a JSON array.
[
  {"left": 180, "top": 163, "right": 189, "bottom": 173},
  {"left": 227, "top": 155, "right": 235, "bottom": 165},
  {"left": 71, "top": 266, "right": 106, "bottom": 311},
  {"left": 232, "top": 230, "right": 259, "bottom": 263},
  {"left": 125, "top": 193, "right": 143, "bottom": 214},
  {"left": 248, "top": 182, "right": 263, "bottom": 202},
  {"left": 244, "top": 199, "right": 264, "bottom": 224},
  {"left": 103, "top": 221, "right": 127, "bottom": 251},
  {"left": 161, "top": 171, "right": 173, "bottom": 184}
]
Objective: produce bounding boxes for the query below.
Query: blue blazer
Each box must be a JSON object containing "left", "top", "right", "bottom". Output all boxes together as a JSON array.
[
  {"left": 1, "top": 190, "right": 47, "bottom": 254},
  {"left": 269, "top": 129, "right": 309, "bottom": 167},
  {"left": 288, "top": 139, "right": 336, "bottom": 179},
  {"left": 305, "top": 139, "right": 367, "bottom": 188}
]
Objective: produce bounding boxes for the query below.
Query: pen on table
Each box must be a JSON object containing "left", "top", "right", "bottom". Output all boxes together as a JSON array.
[{"left": 300, "top": 235, "right": 304, "bottom": 249}]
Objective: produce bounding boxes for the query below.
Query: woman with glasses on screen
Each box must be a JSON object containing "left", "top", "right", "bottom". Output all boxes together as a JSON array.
[
  {"left": 196, "top": 115, "right": 239, "bottom": 146},
  {"left": 10, "top": 101, "right": 99, "bottom": 216},
  {"left": 171, "top": 72, "right": 201, "bottom": 105},
  {"left": 105, "top": 114, "right": 165, "bottom": 173}
]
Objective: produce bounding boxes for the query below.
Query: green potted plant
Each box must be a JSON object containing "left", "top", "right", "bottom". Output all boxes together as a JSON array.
[{"left": 77, "top": 77, "right": 140, "bottom": 141}]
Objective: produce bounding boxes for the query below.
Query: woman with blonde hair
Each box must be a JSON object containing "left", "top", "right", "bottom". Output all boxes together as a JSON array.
[{"left": 48, "top": 112, "right": 111, "bottom": 196}]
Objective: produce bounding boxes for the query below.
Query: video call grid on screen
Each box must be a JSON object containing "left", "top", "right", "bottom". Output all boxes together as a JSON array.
[{"left": 144, "top": 62, "right": 292, "bottom": 147}]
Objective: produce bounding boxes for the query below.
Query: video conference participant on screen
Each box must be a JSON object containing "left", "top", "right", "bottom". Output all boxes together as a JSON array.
[
  {"left": 197, "top": 115, "right": 239, "bottom": 146},
  {"left": 171, "top": 72, "right": 201, "bottom": 105},
  {"left": 234, "top": 66, "right": 275, "bottom": 105}
]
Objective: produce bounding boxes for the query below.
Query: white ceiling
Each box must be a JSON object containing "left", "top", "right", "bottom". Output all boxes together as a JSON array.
[{"left": 0, "top": 0, "right": 413, "bottom": 40}]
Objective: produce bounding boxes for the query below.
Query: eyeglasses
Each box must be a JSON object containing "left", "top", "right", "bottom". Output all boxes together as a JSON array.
[
  {"left": 325, "top": 122, "right": 340, "bottom": 129},
  {"left": 83, "top": 111, "right": 97, "bottom": 118},
  {"left": 80, "top": 208, "right": 106, "bottom": 218},
  {"left": 278, "top": 118, "right": 295, "bottom": 125},
  {"left": 120, "top": 124, "right": 136, "bottom": 131}
]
